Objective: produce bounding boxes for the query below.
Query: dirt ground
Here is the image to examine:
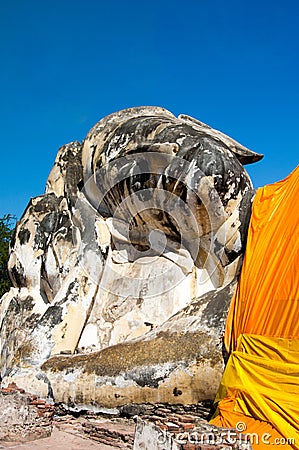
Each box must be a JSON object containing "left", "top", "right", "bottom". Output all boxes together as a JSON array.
[{"left": 0, "top": 428, "right": 112, "bottom": 449}]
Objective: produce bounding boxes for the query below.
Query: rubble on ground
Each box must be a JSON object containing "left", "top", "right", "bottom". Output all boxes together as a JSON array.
[{"left": 0, "top": 382, "right": 54, "bottom": 442}]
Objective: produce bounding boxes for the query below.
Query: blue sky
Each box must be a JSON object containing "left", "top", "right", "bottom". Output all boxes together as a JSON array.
[{"left": 1, "top": 0, "right": 298, "bottom": 219}]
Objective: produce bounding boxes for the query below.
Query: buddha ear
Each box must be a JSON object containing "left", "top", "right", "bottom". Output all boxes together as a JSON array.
[{"left": 178, "top": 114, "right": 263, "bottom": 165}]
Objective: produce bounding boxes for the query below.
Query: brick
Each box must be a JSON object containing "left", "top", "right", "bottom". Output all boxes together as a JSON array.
[
  {"left": 165, "top": 421, "right": 180, "bottom": 432},
  {"left": 1, "top": 388, "right": 12, "bottom": 394},
  {"left": 144, "top": 414, "right": 164, "bottom": 422},
  {"left": 155, "top": 407, "right": 171, "bottom": 414},
  {"left": 30, "top": 399, "right": 46, "bottom": 405},
  {"left": 167, "top": 415, "right": 181, "bottom": 423},
  {"left": 179, "top": 415, "right": 196, "bottom": 423},
  {"left": 181, "top": 422, "right": 195, "bottom": 430}
]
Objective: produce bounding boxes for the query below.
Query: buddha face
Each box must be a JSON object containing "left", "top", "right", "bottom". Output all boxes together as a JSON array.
[{"left": 80, "top": 106, "right": 261, "bottom": 293}]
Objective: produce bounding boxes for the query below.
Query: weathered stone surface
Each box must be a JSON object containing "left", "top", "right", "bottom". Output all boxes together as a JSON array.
[{"left": 0, "top": 107, "right": 262, "bottom": 406}]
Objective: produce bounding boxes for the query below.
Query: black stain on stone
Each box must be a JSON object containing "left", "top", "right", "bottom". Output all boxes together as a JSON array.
[
  {"left": 35, "top": 372, "right": 55, "bottom": 401},
  {"left": 56, "top": 281, "right": 79, "bottom": 306},
  {"left": 225, "top": 248, "right": 240, "bottom": 264},
  {"left": 18, "top": 228, "right": 31, "bottom": 245},
  {"left": 238, "top": 188, "right": 254, "bottom": 249},
  {"left": 24, "top": 312, "right": 41, "bottom": 328},
  {"left": 128, "top": 367, "right": 162, "bottom": 388},
  {"left": 39, "top": 305, "right": 63, "bottom": 328},
  {"left": 201, "top": 282, "right": 235, "bottom": 329},
  {"left": 40, "top": 212, "right": 58, "bottom": 235},
  {"left": 173, "top": 387, "right": 183, "bottom": 396},
  {"left": 9, "top": 263, "right": 26, "bottom": 288},
  {"left": 23, "top": 296, "right": 35, "bottom": 311},
  {"left": 120, "top": 404, "right": 147, "bottom": 418},
  {"left": 4, "top": 297, "right": 21, "bottom": 318}
]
